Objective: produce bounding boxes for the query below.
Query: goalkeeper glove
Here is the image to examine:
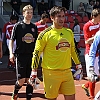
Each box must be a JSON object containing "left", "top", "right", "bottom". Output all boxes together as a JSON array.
[
  {"left": 87, "top": 66, "right": 99, "bottom": 82},
  {"left": 74, "top": 64, "right": 83, "bottom": 80},
  {"left": 31, "top": 69, "right": 37, "bottom": 79}
]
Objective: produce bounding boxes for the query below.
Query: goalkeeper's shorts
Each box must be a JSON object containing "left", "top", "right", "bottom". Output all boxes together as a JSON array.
[{"left": 42, "top": 68, "right": 75, "bottom": 99}]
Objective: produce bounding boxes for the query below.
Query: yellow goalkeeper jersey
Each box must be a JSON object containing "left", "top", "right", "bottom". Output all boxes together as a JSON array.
[{"left": 31, "top": 26, "right": 80, "bottom": 70}]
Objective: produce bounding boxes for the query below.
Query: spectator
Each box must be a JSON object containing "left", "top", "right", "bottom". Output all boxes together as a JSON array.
[
  {"left": 93, "top": 1, "right": 100, "bottom": 9},
  {"left": 31, "top": 6, "right": 83, "bottom": 100},
  {"left": 73, "top": 18, "right": 81, "bottom": 55},
  {"left": 62, "top": 0, "right": 71, "bottom": 10},
  {"left": 38, "top": 0, "right": 48, "bottom": 15},
  {"left": 1, "top": 15, "right": 18, "bottom": 69},
  {"left": 30, "top": 0, "right": 37, "bottom": 14},
  {"left": 86, "top": 1, "right": 93, "bottom": 19},
  {"left": 82, "top": 8, "right": 100, "bottom": 99},
  {"left": 10, "top": 0, "right": 22, "bottom": 15},
  {"left": 35, "top": 13, "right": 49, "bottom": 34},
  {"left": 48, "top": 0, "right": 55, "bottom": 10},
  {"left": 77, "top": 2, "right": 86, "bottom": 17},
  {"left": 9, "top": 5, "right": 38, "bottom": 100}
]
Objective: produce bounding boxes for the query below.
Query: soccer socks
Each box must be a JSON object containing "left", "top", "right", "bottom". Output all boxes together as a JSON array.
[
  {"left": 84, "top": 81, "right": 89, "bottom": 88},
  {"left": 26, "top": 84, "right": 33, "bottom": 100},
  {"left": 89, "top": 81, "right": 95, "bottom": 97},
  {"left": 84, "top": 81, "right": 95, "bottom": 97},
  {"left": 14, "top": 81, "right": 22, "bottom": 94}
]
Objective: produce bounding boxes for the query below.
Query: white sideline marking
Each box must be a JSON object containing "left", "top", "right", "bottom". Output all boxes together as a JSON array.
[
  {"left": 0, "top": 79, "right": 16, "bottom": 83},
  {"left": 0, "top": 89, "right": 44, "bottom": 94},
  {"left": 0, "top": 71, "right": 13, "bottom": 73},
  {"left": 0, "top": 81, "right": 100, "bottom": 94}
]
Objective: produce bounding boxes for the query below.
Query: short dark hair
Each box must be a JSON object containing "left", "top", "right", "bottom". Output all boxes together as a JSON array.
[
  {"left": 74, "top": 18, "right": 79, "bottom": 25},
  {"left": 91, "top": 8, "right": 100, "bottom": 18},
  {"left": 49, "top": 6, "right": 66, "bottom": 17},
  {"left": 41, "top": 13, "right": 49, "bottom": 19},
  {"left": 10, "top": 15, "right": 18, "bottom": 21}
]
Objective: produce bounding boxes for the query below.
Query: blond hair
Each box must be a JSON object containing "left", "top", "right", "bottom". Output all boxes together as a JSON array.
[
  {"left": 91, "top": 8, "right": 100, "bottom": 18},
  {"left": 23, "top": 5, "right": 33, "bottom": 12}
]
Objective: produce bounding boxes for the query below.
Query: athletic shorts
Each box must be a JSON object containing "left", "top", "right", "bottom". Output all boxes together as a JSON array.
[
  {"left": 16, "top": 54, "right": 32, "bottom": 79},
  {"left": 42, "top": 68, "right": 75, "bottom": 99}
]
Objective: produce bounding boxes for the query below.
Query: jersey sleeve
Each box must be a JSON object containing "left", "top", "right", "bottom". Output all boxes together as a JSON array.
[
  {"left": 89, "top": 31, "right": 100, "bottom": 67},
  {"left": 83, "top": 23, "right": 89, "bottom": 40},
  {"left": 31, "top": 29, "right": 48, "bottom": 69},
  {"left": 68, "top": 29, "right": 81, "bottom": 65},
  {"left": 10, "top": 23, "right": 18, "bottom": 41}
]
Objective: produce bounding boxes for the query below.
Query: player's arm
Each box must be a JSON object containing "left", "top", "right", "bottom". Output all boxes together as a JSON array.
[
  {"left": 9, "top": 24, "right": 17, "bottom": 63},
  {"left": 31, "top": 30, "right": 48, "bottom": 77},
  {"left": 9, "top": 39, "right": 14, "bottom": 63},
  {"left": 70, "top": 29, "right": 81, "bottom": 64},
  {"left": 85, "top": 36, "right": 94, "bottom": 44},
  {"left": 83, "top": 24, "right": 94, "bottom": 44},
  {"left": 89, "top": 32, "right": 100, "bottom": 67},
  {"left": 88, "top": 31, "right": 100, "bottom": 82},
  {"left": 0, "top": 24, "right": 7, "bottom": 58},
  {"left": 70, "top": 29, "right": 83, "bottom": 80}
]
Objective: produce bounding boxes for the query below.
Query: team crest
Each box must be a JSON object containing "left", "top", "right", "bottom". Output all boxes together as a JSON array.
[{"left": 31, "top": 28, "right": 35, "bottom": 32}]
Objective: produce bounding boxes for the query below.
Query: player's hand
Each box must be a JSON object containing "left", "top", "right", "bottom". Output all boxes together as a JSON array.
[
  {"left": 87, "top": 66, "right": 99, "bottom": 82},
  {"left": 31, "top": 69, "right": 37, "bottom": 79},
  {"left": 74, "top": 64, "right": 83, "bottom": 80},
  {"left": 9, "top": 53, "right": 15, "bottom": 63}
]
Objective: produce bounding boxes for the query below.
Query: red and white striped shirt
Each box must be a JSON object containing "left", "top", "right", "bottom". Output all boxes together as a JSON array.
[
  {"left": 2, "top": 22, "right": 15, "bottom": 39},
  {"left": 35, "top": 21, "right": 48, "bottom": 34}
]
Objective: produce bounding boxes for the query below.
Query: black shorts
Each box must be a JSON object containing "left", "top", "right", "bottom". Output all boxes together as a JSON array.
[{"left": 16, "top": 54, "right": 33, "bottom": 79}]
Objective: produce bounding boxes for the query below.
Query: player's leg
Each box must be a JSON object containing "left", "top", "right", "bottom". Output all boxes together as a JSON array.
[
  {"left": 12, "top": 55, "right": 27, "bottom": 100},
  {"left": 12, "top": 78, "right": 25, "bottom": 100},
  {"left": 64, "top": 95, "right": 75, "bottom": 100},
  {"left": 42, "top": 68, "right": 63, "bottom": 99},
  {"left": 88, "top": 56, "right": 100, "bottom": 99},
  {"left": 60, "top": 69, "right": 75, "bottom": 100},
  {"left": 25, "top": 55, "right": 33, "bottom": 100},
  {"left": 82, "top": 54, "right": 90, "bottom": 96}
]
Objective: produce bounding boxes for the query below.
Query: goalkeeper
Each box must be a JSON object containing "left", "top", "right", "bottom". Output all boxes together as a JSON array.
[{"left": 31, "top": 6, "right": 83, "bottom": 100}]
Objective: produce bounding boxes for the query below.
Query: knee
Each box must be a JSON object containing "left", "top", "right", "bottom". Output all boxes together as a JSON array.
[{"left": 18, "top": 78, "right": 26, "bottom": 86}]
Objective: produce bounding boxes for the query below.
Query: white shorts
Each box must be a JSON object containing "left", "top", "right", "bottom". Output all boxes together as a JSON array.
[{"left": 85, "top": 54, "right": 99, "bottom": 76}]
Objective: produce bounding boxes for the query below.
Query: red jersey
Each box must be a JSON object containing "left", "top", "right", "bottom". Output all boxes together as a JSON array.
[
  {"left": 35, "top": 21, "right": 48, "bottom": 34},
  {"left": 6, "top": 24, "right": 15, "bottom": 39},
  {"left": 83, "top": 20, "right": 100, "bottom": 54},
  {"left": 2, "top": 22, "right": 15, "bottom": 39}
]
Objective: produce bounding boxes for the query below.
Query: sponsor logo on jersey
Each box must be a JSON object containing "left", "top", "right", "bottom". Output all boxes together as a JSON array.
[
  {"left": 22, "top": 33, "right": 35, "bottom": 43},
  {"left": 56, "top": 38, "right": 70, "bottom": 51}
]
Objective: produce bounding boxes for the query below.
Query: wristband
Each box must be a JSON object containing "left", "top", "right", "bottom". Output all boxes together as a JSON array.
[
  {"left": 76, "top": 64, "right": 82, "bottom": 69},
  {"left": 31, "top": 71, "right": 37, "bottom": 75}
]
